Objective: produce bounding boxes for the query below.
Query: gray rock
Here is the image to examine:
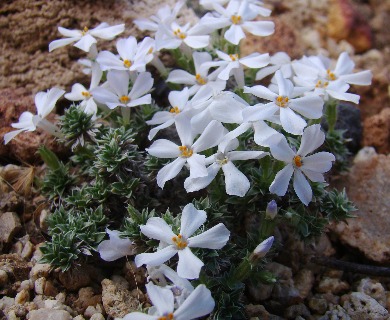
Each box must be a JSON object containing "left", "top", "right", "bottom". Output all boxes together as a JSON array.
[
  {"left": 294, "top": 269, "right": 314, "bottom": 299},
  {"left": 248, "top": 282, "right": 274, "bottom": 302},
  {"left": 27, "top": 309, "right": 72, "bottom": 320},
  {"left": 318, "top": 305, "right": 351, "bottom": 320},
  {"left": 284, "top": 303, "right": 311, "bottom": 319},
  {"left": 356, "top": 278, "right": 386, "bottom": 307},
  {"left": 343, "top": 292, "right": 388, "bottom": 319},
  {"left": 317, "top": 277, "right": 349, "bottom": 294},
  {"left": 308, "top": 295, "right": 328, "bottom": 315},
  {"left": 0, "top": 212, "right": 21, "bottom": 243}
]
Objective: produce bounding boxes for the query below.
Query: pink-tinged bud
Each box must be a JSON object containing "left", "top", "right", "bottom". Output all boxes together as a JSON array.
[
  {"left": 266, "top": 200, "right": 277, "bottom": 220},
  {"left": 250, "top": 236, "right": 274, "bottom": 262}
]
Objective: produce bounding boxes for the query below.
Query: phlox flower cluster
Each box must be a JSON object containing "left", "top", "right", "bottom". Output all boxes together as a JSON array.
[{"left": 4, "top": 0, "right": 373, "bottom": 317}]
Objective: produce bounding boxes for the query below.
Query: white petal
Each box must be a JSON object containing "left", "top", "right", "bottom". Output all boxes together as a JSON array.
[
  {"left": 326, "top": 89, "right": 360, "bottom": 104},
  {"left": 219, "top": 122, "right": 251, "bottom": 151},
  {"left": 129, "top": 72, "right": 154, "bottom": 99},
  {"left": 147, "top": 119, "right": 175, "bottom": 141},
  {"left": 167, "top": 70, "right": 196, "bottom": 85},
  {"left": 269, "top": 164, "right": 294, "bottom": 196},
  {"left": 275, "top": 70, "right": 292, "bottom": 97},
  {"left": 117, "top": 36, "right": 137, "bottom": 61},
  {"left": 58, "top": 26, "right": 81, "bottom": 38},
  {"left": 228, "top": 151, "right": 268, "bottom": 161},
  {"left": 244, "top": 85, "right": 277, "bottom": 101},
  {"left": 222, "top": 162, "right": 250, "bottom": 197},
  {"left": 147, "top": 112, "right": 173, "bottom": 126},
  {"left": 65, "top": 83, "right": 87, "bottom": 101},
  {"left": 302, "top": 152, "right": 335, "bottom": 172},
  {"left": 242, "top": 103, "right": 278, "bottom": 122},
  {"left": 297, "top": 124, "right": 325, "bottom": 156},
  {"left": 302, "top": 169, "right": 325, "bottom": 182},
  {"left": 74, "top": 34, "right": 97, "bottom": 52},
  {"left": 36, "top": 88, "right": 65, "bottom": 118},
  {"left": 146, "top": 283, "right": 174, "bottom": 315},
  {"left": 135, "top": 245, "right": 178, "bottom": 267},
  {"left": 49, "top": 37, "right": 78, "bottom": 52},
  {"left": 334, "top": 52, "right": 354, "bottom": 75},
  {"left": 339, "top": 70, "right": 372, "bottom": 86},
  {"left": 188, "top": 223, "right": 230, "bottom": 249},
  {"left": 243, "top": 21, "right": 275, "bottom": 36},
  {"left": 192, "top": 120, "right": 225, "bottom": 152},
  {"left": 184, "top": 35, "right": 209, "bottom": 49},
  {"left": 96, "top": 51, "right": 124, "bottom": 71},
  {"left": 180, "top": 204, "right": 207, "bottom": 239},
  {"left": 184, "top": 163, "right": 220, "bottom": 193},
  {"left": 187, "top": 153, "right": 207, "bottom": 178},
  {"left": 157, "top": 157, "right": 187, "bottom": 188},
  {"left": 177, "top": 247, "right": 204, "bottom": 279},
  {"left": 289, "top": 95, "right": 323, "bottom": 119},
  {"left": 141, "top": 217, "right": 176, "bottom": 243},
  {"left": 209, "top": 94, "right": 245, "bottom": 123},
  {"left": 107, "top": 70, "right": 129, "bottom": 97},
  {"left": 97, "top": 230, "right": 135, "bottom": 261},
  {"left": 91, "top": 87, "right": 119, "bottom": 106},
  {"left": 4, "top": 129, "right": 25, "bottom": 145},
  {"left": 293, "top": 170, "right": 312, "bottom": 206},
  {"left": 89, "top": 24, "right": 125, "bottom": 39},
  {"left": 253, "top": 121, "right": 282, "bottom": 147},
  {"left": 256, "top": 65, "right": 280, "bottom": 81},
  {"left": 174, "top": 284, "right": 215, "bottom": 319},
  {"left": 169, "top": 88, "right": 189, "bottom": 110},
  {"left": 280, "top": 107, "right": 306, "bottom": 135},
  {"left": 175, "top": 114, "right": 194, "bottom": 147},
  {"left": 128, "top": 94, "right": 152, "bottom": 107},
  {"left": 224, "top": 24, "right": 245, "bottom": 45},
  {"left": 269, "top": 136, "right": 295, "bottom": 162}
]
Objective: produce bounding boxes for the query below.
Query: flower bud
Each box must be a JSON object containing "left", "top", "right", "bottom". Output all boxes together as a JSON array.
[
  {"left": 250, "top": 236, "right": 274, "bottom": 262},
  {"left": 265, "top": 200, "right": 277, "bottom": 220}
]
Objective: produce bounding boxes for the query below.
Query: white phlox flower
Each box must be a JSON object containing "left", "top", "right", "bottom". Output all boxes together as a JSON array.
[
  {"left": 147, "top": 264, "right": 194, "bottom": 307},
  {"left": 256, "top": 51, "right": 293, "bottom": 81},
  {"left": 92, "top": 71, "right": 153, "bottom": 110},
  {"left": 250, "top": 235, "right": 274, "bottom": 261},
  {"left": 155, "top": 20, "right": 211, "bottom": 50},
  {"left": 269, "top": 124, "right": 336, "bottom": 205},
  {"left": 4, "top": 88, "right": 65, "bottom": 144},
  {"left": 200, "top": 0, "right": 229, "bottom": 10},
  {"left": 190, "top": 86, "right": 246, "bottom": 133},
  {"left": 134, "top": 1, "right": 185, "bottom": 32},
  {"left": 77, "top": 44, "right": 99, "bottom": 75},
  {"left": 215, "top": 50, "right": 270, "bottom": 88},
  {"left": 292, "top": 53, "right": 371, "bottom": 104},
  {"left": 49, "top": 22, "right": 125, "bottom": 52},
  {"left": 97, "top": 229, "right": 137, "bottom": 261},
  {"left": 184, "top": 137, "right": 269, "bottom": 196},
  {"left": 199, "top": 0, "right": 274, "bottom": 45},
  {"left": 167, "top": 51, "right": 226, "bottom": 96},
  {"left": 147, "top": 114, "right": 225, "bottom": 189},
  {"left": 96, "top": 36, "right": 154, "bottom": 72},
  {"left": 64, "top": 62, "right": 103, "bottom": 118},
  {"left": 122, "top": 282, "right": 215, "bottom": 320},
  {"left": 146, "top": 88, "right": 192, "bottom": 140},
  {"left": 135, "top": 203, "right": 230, "bottom": 279},
  {"left": 243, "top": 70, "right": 324, "bottom": 135}
]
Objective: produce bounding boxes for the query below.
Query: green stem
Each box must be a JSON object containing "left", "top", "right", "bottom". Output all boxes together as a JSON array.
[
  {"left": 325, "top": 99, "right": 338, "bottom": 132},
  {"left": 121, "top": 107, "right": 130, "bottom": 125}
]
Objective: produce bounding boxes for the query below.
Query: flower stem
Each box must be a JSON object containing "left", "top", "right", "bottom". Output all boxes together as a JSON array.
[{"left": 325, "top": 99, "right": 338, "bottom": 132}]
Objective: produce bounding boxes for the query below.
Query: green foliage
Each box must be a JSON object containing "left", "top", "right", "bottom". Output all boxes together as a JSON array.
[
  {"left": 40, "top": 206, "right": 107, "bottom": 271},
  {"left": 321, "top": 188, "right": 357, "bottom": 221},
  {"left": 41, "top": 163, "right": 76, "bottom": 200},
  {"left": 59, "top": 104, "right": 96, "bottom": 149},
  {"left": 324, "top": 129, "right": 351, "bottom": 172}
]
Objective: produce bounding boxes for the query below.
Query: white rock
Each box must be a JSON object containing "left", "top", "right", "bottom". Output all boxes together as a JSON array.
[
  {"left": 19, "top": 280, "right": 33, "bottom": 291},
  {"left": 90, "top": 313, "right": 104, "bottom": 320},
  {"left": 34, "top": 277, "right": 46, "bottom": 295},
  {"left": 0, "top": 296, "right": 15, "bottom": 311},
  {"left": 343, "top": 292, "right": 388, "bottom": 319},
  {"left": 354, "top": 147, "right": 377, "bottom": 164},
  {"left": 30, "top": 264, "right": 51, "bottom": 281},
  {"left": 27, "top": 309, "right": 72, "bottom": 320},
  {"left": 15, "top": 289, "right": 30, "bottom": 305},
  {"left": 44, "top": 299, "right": 65, "bottom": 310}
]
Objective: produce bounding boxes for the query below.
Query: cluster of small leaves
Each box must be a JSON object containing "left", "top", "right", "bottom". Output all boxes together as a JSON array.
[
  {"left": 59, "top": 104, "right": 96, "bottom": 149},
  {"left": 40, "top": 206, "right": 107, "bottom": 271},
  {"left": 320, "top": 188, "right": 357, "bottom": 221},
  {"left": 324, "top": 129, "right": 351, "bottom": 172}
]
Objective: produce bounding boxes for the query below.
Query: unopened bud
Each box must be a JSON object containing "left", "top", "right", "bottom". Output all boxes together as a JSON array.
[
  {"left": 265, "top": 200, "right": 277, "bottom": 220},
  {"left": 250, "top": 236, "right": 274, "bottom": 262}
]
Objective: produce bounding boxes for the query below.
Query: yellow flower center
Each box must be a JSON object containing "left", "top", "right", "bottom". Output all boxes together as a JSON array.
[
  {"left": 315, "top": 80, "right": 329, "bottom": 88},
  {"left": 81, "top": 91, "right": 91, "bottom": 98},
  {"left": 148, "top": 47, "right": 154, "bottom": 54},
  {"left": 81, "top": 26, "right": 89, "bottom": 36},
  {"left": 171, "top": 234, "right": 187, "bottom": 250},
  {"left": 179, "top": 146, "right": 193, "bottom": 158},
  {"left": 173, "top": 28, "right": 186, "bottom": 39},
  {"left": 169, "top": 106, "right": 180, "bottom": 114},
  {"left": 275, "top": 96, "right": 289, "bottom": 108},
  {"left": 217, "top": 157, "right": 229, "bottom": 166},
  {"left": 195, "top": 74, "right": 207, "bottom": 85},
  {"left": 229, "top": 54, "right": 239, "bottom": 61},
  {"left": 326, "top": 69, "right": 336, "bottom": 81},
  {"left": 119, "top": 95, "right": 130, "bottom": 103},
  {"left": 158, "top": 314, "right": 174, "bottom": 320},
  {"left": 123, "top": 59, "right": 132, "bottom": 68},
  {"left": 231, "top": 15, "right": 242, "bottom": 24},
  {"left": 293, "top": 155, "right": 302, "bottom": 167}
]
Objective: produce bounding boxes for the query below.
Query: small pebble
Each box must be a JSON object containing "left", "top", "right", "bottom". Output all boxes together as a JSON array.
[
  {"left": 15, "top": 289, "right": 30, "bottom": 305},
  {"left": 90, "top": 313, "right": 105, "bottom": 320},
  {"left": 0, "top": 269, "right": 9, "bottom": 287}
]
